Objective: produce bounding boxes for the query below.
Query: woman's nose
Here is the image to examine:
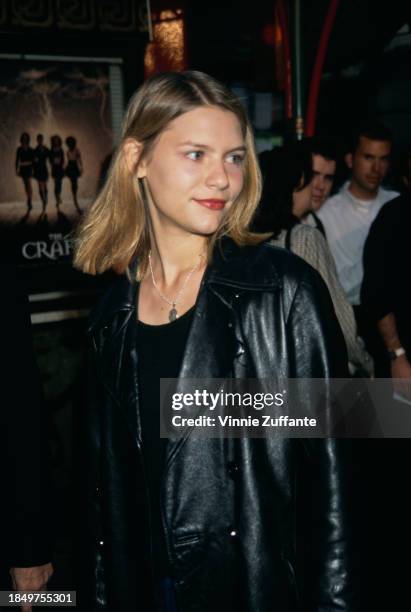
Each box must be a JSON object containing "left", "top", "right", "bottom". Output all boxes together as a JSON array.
[{"left": 205, "top": 160, "right": 229, "bottom": 190}]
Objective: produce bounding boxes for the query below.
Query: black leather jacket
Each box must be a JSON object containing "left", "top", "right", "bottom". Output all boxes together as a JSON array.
[{"left": 82, "top": 240, "right": 354, "bottom": 612}]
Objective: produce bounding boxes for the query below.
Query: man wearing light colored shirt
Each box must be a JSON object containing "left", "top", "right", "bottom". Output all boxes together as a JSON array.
[{"left": 317, "top": 121, "right": 398, "bottom": 306}]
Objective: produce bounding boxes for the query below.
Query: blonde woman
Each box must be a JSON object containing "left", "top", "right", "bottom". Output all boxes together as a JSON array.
[{"left": 75, "top": 72, "right": 354, "bottom": 612}]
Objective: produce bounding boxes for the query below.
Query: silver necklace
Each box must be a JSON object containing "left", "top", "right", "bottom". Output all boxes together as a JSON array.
[{"left": 148, "top": 252, "right": 202, "bottom": 322}]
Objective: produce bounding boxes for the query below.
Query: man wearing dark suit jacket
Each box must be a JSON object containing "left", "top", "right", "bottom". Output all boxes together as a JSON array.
[
  {"left": 361, "top": 194, "right": 411, "bottom": 386},
  {"left": 361, "top": 195, "right": 411, "bottom": 610}
]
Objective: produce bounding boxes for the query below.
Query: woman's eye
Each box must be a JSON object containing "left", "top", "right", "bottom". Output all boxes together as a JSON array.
[
  {"left": 186, "top": 151, "right": 203, "bottom": 161},
  {"left": 227, "top": 153, "right": 245, "bottom": 165}
]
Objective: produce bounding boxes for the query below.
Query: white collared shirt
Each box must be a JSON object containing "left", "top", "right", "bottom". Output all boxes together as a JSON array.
[{"left": 317, "top": 181, "right": 398, "bottom": 305}]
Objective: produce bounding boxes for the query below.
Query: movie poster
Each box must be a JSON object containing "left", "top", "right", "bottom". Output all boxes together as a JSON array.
[{"left": 0, "top": 57, "right": 115, "bottom": 296}]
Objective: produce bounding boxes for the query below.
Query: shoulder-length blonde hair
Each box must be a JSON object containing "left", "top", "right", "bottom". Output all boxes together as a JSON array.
[{"left": 74, "top": 70, "right": 266, "bottom": 277}]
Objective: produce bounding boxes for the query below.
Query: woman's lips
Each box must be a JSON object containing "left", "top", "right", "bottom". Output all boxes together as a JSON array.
[{"left": 193, "top": 198, "right": 226, "bottom": 210}]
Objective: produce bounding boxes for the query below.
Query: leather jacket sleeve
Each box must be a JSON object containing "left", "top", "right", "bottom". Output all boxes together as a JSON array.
[
  {"left": 79, "top": 339, "right": 107, "bottom": 609},
  {"left": 287, "top": 267, "right": 357, "bottom": 612},
  {"left": 286, "top": 263, "right": 348, "bottom": 379}
]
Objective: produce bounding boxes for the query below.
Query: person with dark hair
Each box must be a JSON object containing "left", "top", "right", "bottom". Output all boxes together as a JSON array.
[
  {"left": 74, "top": 71, "right": 355, "bottom": 611},
  {"left": 15, "top": 133, "right": 34, "bottom": 211},
  {"left": 254, "top": 143, "right": 372, "bottom": 376},
  {"left": 33, "top": 134, "right": 50, "bottom": 212},
  {"left": 251, "top": 143, "right": 312, "bottom": 236},
  {"left": 49, "top": 135, "right": 65, "bottom": 208},
  {"left": 308, "top": 137, "right": 337, "bottom": 208},
  {"left": 255, "top": 139, "right": 336, "bottom": 238},
  {"left": 65, "top": 136, "right": 83, "bottom": 213},
  {"left": 317, "top": 121, "right": 398, "bottom": 318}
]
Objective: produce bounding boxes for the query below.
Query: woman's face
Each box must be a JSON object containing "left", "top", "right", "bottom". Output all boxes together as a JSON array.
[
  {"left": 138, "top": 106, "right": 246, "bottom": 238},
  {"left": 292, "top": 177, "right": 313, "bottom": 219}
]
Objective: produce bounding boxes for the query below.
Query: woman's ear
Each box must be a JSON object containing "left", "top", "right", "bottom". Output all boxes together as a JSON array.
[{"left": 123, "top": 138, "right": 146, "bottom": 177}]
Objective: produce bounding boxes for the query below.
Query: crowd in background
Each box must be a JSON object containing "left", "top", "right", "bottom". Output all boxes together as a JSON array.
[{"left": 254, "top": 121, "right": 411, "bottom": 395}]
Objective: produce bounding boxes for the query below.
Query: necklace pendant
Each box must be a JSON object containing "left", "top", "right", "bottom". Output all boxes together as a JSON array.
[{"left": 169, "top": 307, "right": 178, "bottom": 322}]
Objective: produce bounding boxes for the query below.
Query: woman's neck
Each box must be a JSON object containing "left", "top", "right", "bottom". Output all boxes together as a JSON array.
[
  {"left": 138, "top": 231, "right": 207, "bottom": 325},
  {"left": 150, "top": 232, "right": 207, "bottom": 286},
  {"left": 292, "top": 201, "right": 307, "bottom": 220}
]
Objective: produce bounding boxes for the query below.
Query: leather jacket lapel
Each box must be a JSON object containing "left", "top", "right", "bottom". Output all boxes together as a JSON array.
[
  {"left": 93, "top": 281, "right": 142, "bottom": 447},
  {"left": 164, "top": 279, "right": 236, "bottom": 468}
]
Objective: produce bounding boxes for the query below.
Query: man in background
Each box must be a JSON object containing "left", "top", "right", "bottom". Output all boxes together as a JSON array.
[
  {"left": 361, "top": 194, "right": 411, "bottom": 383},
  {"left": 310, "top": 138, "right": 337, "bottom": 211},
  {"left": 301, "top": 138, "right": 337, "bottom": 236},
  {"left": 360, "top": 193, "right": 411, "bottom": 612},
  {"left": 317, "top": 121, "right": 398, "bottom": 327}
]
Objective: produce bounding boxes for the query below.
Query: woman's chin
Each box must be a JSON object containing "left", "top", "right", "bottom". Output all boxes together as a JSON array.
[
  {"left": 190, "top": 220, "right": 222, "bottom": 237},
  {"left": 188, "top": 210, "right": 227, "bottom": 236}
]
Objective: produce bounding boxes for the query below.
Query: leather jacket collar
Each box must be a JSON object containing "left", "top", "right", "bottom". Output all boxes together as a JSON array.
[{"left": 88, "top": 238, "right": 282, "bottom": 333}]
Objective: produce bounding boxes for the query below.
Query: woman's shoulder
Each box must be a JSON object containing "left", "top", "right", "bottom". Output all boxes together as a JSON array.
[
  {"left": 215, "top": 238, "right": 320, "bottom": 290},
  {"left": 287, "top": 224, "right": 337, "bottom": 276},
  {"left": 290, "top": 223, "right": 330, "bottom": 253},
  {"left": 88, "top": 272, "right": 136, "bottom": 334},
  {"left": 291, "top": 222, "right": 324, "bottom": 241},
  {"left": 212, "top": 239, "right": 332, "bottom": 322}
]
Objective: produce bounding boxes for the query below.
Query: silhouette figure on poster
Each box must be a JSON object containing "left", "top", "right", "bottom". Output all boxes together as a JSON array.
[
  {"left": 14, "top": 132, "right": 86, "bottom": 214},
  {"left": 50, "top": 135, "right": 65, "bottom": 208},
  {"left": 65, "top": 136, "right": 83, "bottom": 213},
  {"left": 33, "top": 134, "right": 50, "bottom": 212},
  {"left": 15, "top": 133, "right": 34, "bottom": 211}
]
